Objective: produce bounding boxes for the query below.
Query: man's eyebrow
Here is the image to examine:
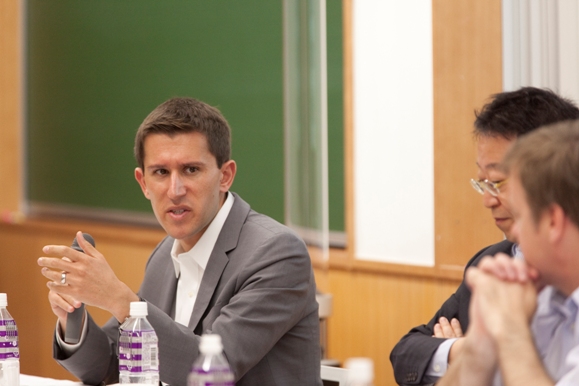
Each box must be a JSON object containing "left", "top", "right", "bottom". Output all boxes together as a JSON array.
[
  {"left": 146, "top": 161, "right": 205, "bottom": 170},
  {"left": 145, "top": 163, "right": 166, "bottom": 170},
  {"left": 476, "top": 161, "right": 503, "bottom": 171},
  {"left": 183, "top": 162, "right": 205, "bottom": 167}
]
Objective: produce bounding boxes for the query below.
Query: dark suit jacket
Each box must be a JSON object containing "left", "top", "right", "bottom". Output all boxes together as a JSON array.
[
  {"left": 54, "top": 193, "right": 322, "bottom": 386},
  {"left": 389, "top": 239, "right": 514, "bottom": 385}
]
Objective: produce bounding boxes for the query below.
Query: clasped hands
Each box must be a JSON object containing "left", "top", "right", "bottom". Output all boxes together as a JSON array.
[{"left": 433, "top": 253, "right": 539, "bottom": 364}]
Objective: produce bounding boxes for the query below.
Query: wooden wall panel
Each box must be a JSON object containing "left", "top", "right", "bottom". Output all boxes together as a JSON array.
[
  {"left": 314, "top": 267, "right": 461, "bottom": 386},
  {"left": 0, "top": 0, "right": 22, "bottom": 214},
  {"left": 432, "top": 0, "right": 504, "bottom": 267}
]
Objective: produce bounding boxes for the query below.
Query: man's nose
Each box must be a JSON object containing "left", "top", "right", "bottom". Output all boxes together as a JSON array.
[
  {"left": 482, "top": 189, "right": 500, "bottom": 208},
  {"left": 168, "top": 173, "right": 186, "bottom": 198}
]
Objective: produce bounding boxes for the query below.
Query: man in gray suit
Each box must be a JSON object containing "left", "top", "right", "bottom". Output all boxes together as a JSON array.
[{"left": 38, "top": 97, "right": 322, "bottom": 385}]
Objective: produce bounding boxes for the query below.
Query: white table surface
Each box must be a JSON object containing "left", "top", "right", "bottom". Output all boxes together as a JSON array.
[
  {"left": 20, "top": 374, "right": 121, "bottom": 386},
  {"left": 20, "top": 374, "right": 80, "bottom": 385}
]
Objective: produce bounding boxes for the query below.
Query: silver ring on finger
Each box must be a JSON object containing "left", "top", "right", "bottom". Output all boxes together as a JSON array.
[{"left": 61, "top": 272, "right": 67, "bottom": 285}]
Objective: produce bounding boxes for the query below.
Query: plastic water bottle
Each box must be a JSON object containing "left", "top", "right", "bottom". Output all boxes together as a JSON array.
[
  {"left": 119, "top": 302, "right": 159, "bottom": 385},
  {"left": 188, "top": 334, "right": 234, "bottom": 386},
  {"left": 345, "top": 357, "right": 373, "bottom": 386},
  {"left": 0, "top": 293, "right": 19, "bottom": 386}
]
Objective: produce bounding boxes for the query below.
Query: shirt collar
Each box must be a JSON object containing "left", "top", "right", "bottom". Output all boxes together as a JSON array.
[
  {"left": 170, "top": 192, "right": 235, "bottom": 278},
  {"left": 512, "top": 243, "right": 524, "bottom": 260},
  {"left": 535, "top": 285, "right": 579, "bottom": 321}
]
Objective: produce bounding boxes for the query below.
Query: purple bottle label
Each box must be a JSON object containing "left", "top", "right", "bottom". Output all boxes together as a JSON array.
[
  {"left": 119, "top": 329, "right": 158, "bottom": 373},
  {"left": 189, "top": 367, "right": 234, "bottom": 386},
  {"left": 0, "top": 319, "right": 19, "bottom": 359},
  {"left": 0, "top": 353, "right": 19, "bottom": 360}
]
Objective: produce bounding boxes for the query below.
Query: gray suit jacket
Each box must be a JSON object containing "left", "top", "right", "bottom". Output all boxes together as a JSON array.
[{"left": 54, "top": 193, "right": 322, "bottom": 386}]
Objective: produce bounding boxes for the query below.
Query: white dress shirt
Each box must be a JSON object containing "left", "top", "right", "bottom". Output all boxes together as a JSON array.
[{"left": 170, "top": 192, "right": 234, "bottom": 326}]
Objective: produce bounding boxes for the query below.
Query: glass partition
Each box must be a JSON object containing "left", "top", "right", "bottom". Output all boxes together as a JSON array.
[{"left": 283, "top": 0, "right": 329, "bottom": 261}]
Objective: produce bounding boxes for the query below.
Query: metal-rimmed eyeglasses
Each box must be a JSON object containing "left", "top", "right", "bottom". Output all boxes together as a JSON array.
[{"left": 470, "top": 178, "right": 508, "bottom": 197}]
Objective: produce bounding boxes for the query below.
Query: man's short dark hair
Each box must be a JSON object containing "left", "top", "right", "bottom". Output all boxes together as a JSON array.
[
  {"left": 134, "top": 97, "right": 231, "bottom": 170},
  {"left": 474, "top": 87, "right": 579, "bottom": 139}
]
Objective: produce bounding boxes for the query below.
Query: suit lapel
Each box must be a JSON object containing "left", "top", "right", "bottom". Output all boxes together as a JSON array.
[
  {"left": 188, "top": 192, "right": 250, "bottom": 329},
  {"left": 189, "top": 249, "right": 229, "bottom": 330},
  {"left": 156, "top": 249, "right": 179, "bottom": 319}
]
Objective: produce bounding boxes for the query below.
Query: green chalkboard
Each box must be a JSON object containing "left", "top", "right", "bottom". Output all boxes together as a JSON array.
[
  {"left": 26, "top": 0, "right": 344, "bottom": 232},
  {"left": 327, "top": 1, "right": 345, "bottom": 233}
]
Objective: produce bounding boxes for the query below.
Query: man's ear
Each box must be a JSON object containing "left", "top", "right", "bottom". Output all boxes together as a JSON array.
[
  {"left": 134, "top": 167, "right": 150, "bottom": 199},
  {"left": 548, "top": 203, "right": 566, "bottom": 244},
  {"left": 219, "top": 160, "right": 237, "bottom": 192}
]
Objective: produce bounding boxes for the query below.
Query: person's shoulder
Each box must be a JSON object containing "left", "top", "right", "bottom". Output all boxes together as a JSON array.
[
  {"left": 245, "top": 209, "right": 302, "bottom": 241},
  {"left": 232, "top": 208, "right": 310, "bottom": 269},
  {"left": 467, "top": 239, "right": 515, "bottom": 268},
  {"left": 232, "top": 192, "right": 300, "bottom": 239},
  {"left": 475, "top": 239, "right": 514, "bottom": 257}
]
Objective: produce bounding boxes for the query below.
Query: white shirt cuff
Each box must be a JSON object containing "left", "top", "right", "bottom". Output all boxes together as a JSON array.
[{"left": 425, "top": 338, "right": 458, "bottom": 377}]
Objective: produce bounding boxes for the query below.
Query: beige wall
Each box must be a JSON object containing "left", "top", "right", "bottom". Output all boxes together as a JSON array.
[{"left": 0, "top": 0, "right": 502, "bottom": 384}]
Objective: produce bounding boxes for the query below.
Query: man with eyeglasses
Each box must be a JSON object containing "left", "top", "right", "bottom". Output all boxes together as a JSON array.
[
  {"left": 438, "top": 120, "right": 579, "bottom": 386},
  {"left": 390, "top": 87, "right": 579, "bottom": 386}
]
